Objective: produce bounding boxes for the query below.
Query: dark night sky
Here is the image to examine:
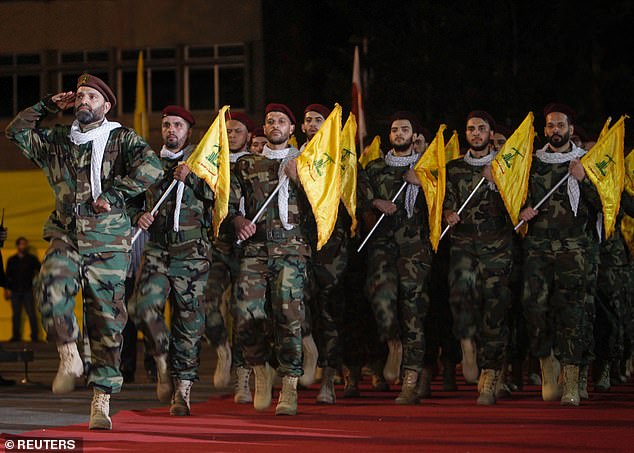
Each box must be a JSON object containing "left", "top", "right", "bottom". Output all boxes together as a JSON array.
[{"left": 263, "top": 0, "right": 634, "bottom": 147}]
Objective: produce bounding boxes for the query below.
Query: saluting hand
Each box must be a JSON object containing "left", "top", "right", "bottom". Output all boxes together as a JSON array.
[
  {"left": 138, "top": 212, "right": 155, "bottom": 230},
  {"left": 234, "top": 216, "right": 256, "bottom": 241},
  {"left": 51, "top": 91, "right": 76, "bottom": 111}
]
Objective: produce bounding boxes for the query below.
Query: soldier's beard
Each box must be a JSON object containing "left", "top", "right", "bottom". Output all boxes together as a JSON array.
[
  {"left": 469, "top": 137, "right": 490, "bottom": 152},
  {"left": 75, "top": 105, "right": 105, "bottom": 125},
  {"left": 548, "top": 132, "right": 570, "bottom": 148},
  {"left": 391, "top": 137, "right": 413, "bottom": 152},
  {"left": 268, "top": 135, "right": 289, "bottom": 146}
]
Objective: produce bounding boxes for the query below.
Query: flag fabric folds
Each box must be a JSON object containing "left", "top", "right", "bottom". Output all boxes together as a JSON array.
[
  {"left": 622, "top": 148, "right": 634, "bottom": 255},
  {"left": 491, "top": 112, "right": 535, "bottom": 231},
  {"left": 414, "top": 124, "right": 446, "bottom": 252},
  {"left": 581, "top": 115, "right": 627, "bottom": 238},
  {"left": 358, "top": 135, "right": 381, "bottom": 169},
  {"left": 297, "top": 104, "right": 343, "bottom": 250},
  {"left": 186, "top": 105, "right": 231, "bottom": 238},
  {"left": 340, "top": 112, "right": 358, "bottom": 236},
  {"left": 445, "top": 129, "right": 461, "bottom": 162},
  {"left": 133, "top": 51, "right": 149, "bottom": 140}
]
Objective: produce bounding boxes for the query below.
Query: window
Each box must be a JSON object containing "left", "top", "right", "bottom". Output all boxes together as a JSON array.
[
  {"left": 150, "top": 69, "right": 176, "bottom": 111},
  {"left": 219, "top": 66, "right": 245, "bottom": 109},
  {"left": 0, "top": 76, "right": 13, "bottom": 117},
  {"left": 188, "top": 67, "right": 215, "bottom": 111}
]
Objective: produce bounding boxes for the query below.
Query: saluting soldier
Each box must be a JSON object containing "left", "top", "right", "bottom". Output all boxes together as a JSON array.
[{"left": 5, "top": 74, "right": 163, "bottom": 429}]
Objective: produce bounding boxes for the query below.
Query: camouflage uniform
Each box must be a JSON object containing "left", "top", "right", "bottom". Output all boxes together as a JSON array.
[
  {"left": 443, "top": 158, "right": 513, "bottom": 370},
  {"left": 310, "top": 205, "right": 351, "bottom": 368},
  {"left": 521, "top": 151, "right": 600, "bottom": 365},
  {"left": 5, "top": 96, "right": 163, "bottom": 393},
  {"left": 128, "top": 148, "right": 213, "bottom": 382},
  {"left": 204, "top": 156, "right": 244, "bottom": 366},
  {"left": 358, "top": 157, "right": 432, "bottom": 373},
  {"left": 229, "top": 150, "right": 311, "bottom": 377}
]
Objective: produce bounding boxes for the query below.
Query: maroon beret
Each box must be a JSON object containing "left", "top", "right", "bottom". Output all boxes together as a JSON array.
[
  {"left": 162, "top": 105, "right": 195, "bottom": 126},
  {"left": 543, "top": 102, "right": 576, "bottom": 123},
  {"left": 226, "top": 111, "right": 255, "bottom": 132},
  {"left": 466, "top": 110, "right": 496, "bottom": 132},
  {"left": 265, "top": 103, "right": 296, "bottom": 125},
  {"left": 304, "top": 103, "right": 331, "bottom": 120},
  {"left": 389, "top": 111, "right": 424, "bottom": 134},
  {"left": 77, "top": 73, "right": 117, "bottom": 107},
  {"left": 251, "top": 126, "right": 265, "bottom": 138}
]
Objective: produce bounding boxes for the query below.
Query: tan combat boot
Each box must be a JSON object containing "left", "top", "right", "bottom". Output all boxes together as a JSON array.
[
  {"left": 89, "top": 388, "right": 112, "bottom": 430},
  {"left": 213, "top": 340, "right": 232, "bottom": 388},
  {"left": 155, "top": 354, "right": 173, "bottom": 403},
  {"left": 170, "top": 379, "right": 193, "bottom": 416},
  {"left": 52, "top": 342, "right": 84, "bottom": 394},
  {"left": 561, "top": 364, "right": 580, "bottom": 406},
  {"left": 275, "top": 376, "right": 299, "bottom": 415},
  {"left": 383, "top": 339, "right": 403, "bottom": 382},
  {"left": 594, "top": 361, "right": 611, "bottom": 392},
  {"left": 342, "top": 365, "right": 361, "bottom": 398},
  {"left": 460, "top": 338, "right": 479, "bottom": 384},
  {"left": 416, "top": 366, "right": 433, "bottom": 399},
  {"left": 299, "top": 334, "right": 318, "bottom": 387},
  {"left": 395, "top": 369, "right": 420, "bottom": 405},
  {"left": 540, "top": 351, "right": 562, "bottom": 401},
  {"left": 253, "top": 363, "right": 275, "bottom": 411},
  {"left": 578, "top": 364, "right": 589, "bottom": 400},
  {"left": 316, "top": 367, "right": 336, "bottom": 404},
  {"left": 234, "top": 366, "right": 253, "bottom": 404},
  {"left": 477, "top": 369, "right": 498, "bottom": 405}
]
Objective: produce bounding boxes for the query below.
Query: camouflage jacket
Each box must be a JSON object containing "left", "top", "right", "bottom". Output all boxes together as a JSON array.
[
  {"left": 358, "top": 158, "right": 430, "bottom": 251},
  {"left": 211, "top": 160, "right": 241, "bottom": 253},
  {"left": 133, "top": 146, "right": 214, "bottom": 248},
  {"left": 523, "top": 153, "right": 601, "bottom": 241},
  {"left": 444, "top": 158, "right": 513, "bottom": 242},
  {"left": 228, "top": 151, "right": 312, "bottom": 257},
  {"left": 599, "top": 191, "right": 634, "bottom": 266},
  {"left": 5, "top": 97, "right": 163, "bottom": 254}
]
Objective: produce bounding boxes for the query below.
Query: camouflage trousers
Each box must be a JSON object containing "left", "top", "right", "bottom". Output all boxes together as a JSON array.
[
  {"left": 129, "top": 239, "right": 209, "bottom": 381},
  {"left": 448, "top": 236, "right": 512, "bottom": 370},
  {"left": 37, "top": 236, "right": 129, "bottom": 393},
  {"left": 312, "top": 226, "right": 349, "bottom": 368},
  {"left": 594, "top": 263, "right": 630, "bottom": 361},
  {"left": 234, "top": 254, "right": 307, "bottom": 377},
  {"left": 522, "top": 236, "right": 588, "bottom": 365},
  {"left": 365, "top": 239, "right": 432, "bottom": 372},
  {"left": 203, "top": 242, "right": 246, "bottom": 367},
  {"left": 580, "top": 241, "right": 599, "bottom": 366}
]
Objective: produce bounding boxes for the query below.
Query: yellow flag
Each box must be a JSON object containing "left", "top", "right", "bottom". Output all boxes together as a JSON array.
[
  {"left": 581, "top": 115, "right": 627, "bottom": 238},
  {"left": 445, "top": 130, "right": 461, "bottom": 162},
  {"left": 186, "top": 105, "right": 231, "bottom": 238},
  {"left": 133, "top": 51, "right": 149, "bottom": 140},
  {"left": 340, "top": 112, "right": 358, "bottom": 236},
  {"left": 625, "top": 148, "right": 634, "bottom": 196},
  {"left": 297, "top": 104, "right": 343, "bottom": 250},
  {"left": 414, "top": 124, "right": 446, "bottom": 252},
  {"left": 623, "top": 149, "right": 634, "bottom": 256},
  {"left": 358, "top": 135, "right": 381, "bottom": 169},
  {"left": 491, "top": 112, "right": 535, "bottom": 231},
  {"left": 597, "top": 117, "right": 611, "bottom": 143},
  {"left": 289, "top": 134, "right": 299, "bottom": 149}
]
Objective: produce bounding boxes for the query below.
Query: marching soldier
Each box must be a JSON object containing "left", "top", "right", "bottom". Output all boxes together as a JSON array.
[
  {"left": 519, "top": 103, "right": 601, "bottom": 406},
  {"left": 129, "top": 105, "right": 213, "bottom": 416},
  {"left": 359, "top": 111, "right": 432, "bottom": 405},
  {"left": 443, "top": 110, "right": 514, "bottom": 405},
  {"left": 5, "top": 74, "right": 163, "bottom": 429},
  {"left": 230, "top": 103, "right": 311, "bottom": 416}
]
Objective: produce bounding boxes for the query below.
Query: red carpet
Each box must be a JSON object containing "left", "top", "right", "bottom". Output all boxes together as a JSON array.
[{"left": 5, "top": 380, "right": 634, "bottom": 452}]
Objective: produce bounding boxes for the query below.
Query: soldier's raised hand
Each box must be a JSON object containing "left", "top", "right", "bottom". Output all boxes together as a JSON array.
[
  {"left": 138, "top": 212, "right": 155, "bottom": 230},
  {"left": 519, "top": 207, "right": 538, "bottom": 222},
  {"left": 233, "top": 216, "right": 256, "bottom": 241},
  {"left": 51, "top": 91, "right": 76, "bottom": 111},
  {"left": 482, "top": 165, "right": 493, "bottom": 182},
  {"left": 173, "top": 163, "right": 191, "bottom": 182}
]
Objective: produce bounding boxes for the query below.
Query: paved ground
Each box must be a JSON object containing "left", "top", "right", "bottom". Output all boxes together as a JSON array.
[{"left": 0, "top": 340, "right": 227, "bottom": 434}]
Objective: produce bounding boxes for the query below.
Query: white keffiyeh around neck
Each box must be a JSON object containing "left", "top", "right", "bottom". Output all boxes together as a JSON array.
[
  {"left": 464, "top": 149, "right": 498, "bottom": 190},
  {"left": 384, "top": 150, "right": 421, "bottom": 218},
  {"left": 262, "top": 144, "right": 301, "bottom": 230},
  {"left": 69, "top": 119, "right": 121, "bottom": 201},
  {"left": 230, "top": 150, "right": 250, "bottom": 163},
  {"left": 535, "top": 142, "right": 586, "bottom": 216},
  {"left": 160, "top": 144, "right": 194, "bottom": 232}
]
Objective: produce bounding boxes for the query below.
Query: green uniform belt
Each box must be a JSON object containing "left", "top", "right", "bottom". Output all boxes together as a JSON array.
[
  {"left": 150, "top": 227, "right": 206, "bottom": 245},
  {"left": 529, "top": 225, "right": 586, "bottom": 240},
  {"left": 60, "top": 201, "right": 123, "bottom": 217},
  {"left": 253, "top": 225, "right": 304, "bottom": 241},
  {"left": 455, "top": 218, "right": 509, "bottom": 235}
]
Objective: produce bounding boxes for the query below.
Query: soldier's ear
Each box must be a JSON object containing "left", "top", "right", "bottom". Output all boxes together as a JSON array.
[
  {"left": 290, "top": 124, "right": 295, "bottom": 135},
  {"left": 103, "top": 101, "right": 112, "bottom": 115},
  {"left": 569, "top": 124, "right": 575, "bottom": 136}
]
